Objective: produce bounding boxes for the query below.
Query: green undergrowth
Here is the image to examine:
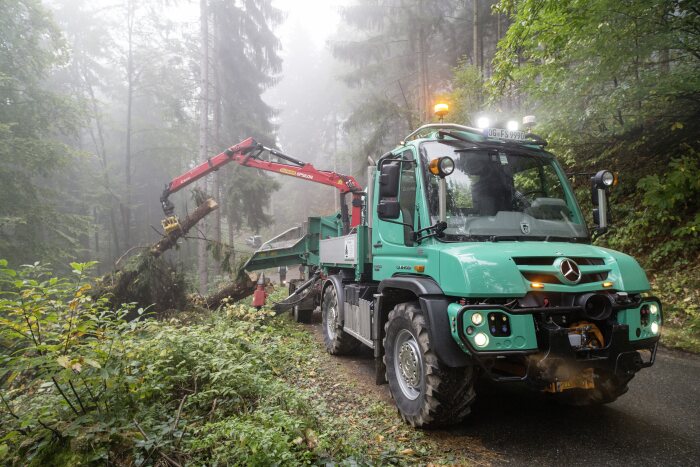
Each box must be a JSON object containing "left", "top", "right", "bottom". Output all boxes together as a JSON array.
[
  {"left": 0, "top": 262, "right": 373, "bottom": 465},
  {"left": 650, "top": 264, "right": 700, "bottom": 353},
  {"left": 0, "top": 261, "right": 493, "bottom": 465}
]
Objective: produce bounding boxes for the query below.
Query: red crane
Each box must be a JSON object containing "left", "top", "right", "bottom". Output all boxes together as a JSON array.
[{"left": 160, "top": 137, "right": 364, "bottom": 234}]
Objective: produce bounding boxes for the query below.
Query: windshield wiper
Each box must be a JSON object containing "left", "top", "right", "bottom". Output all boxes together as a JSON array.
[
  {"left": 488, "top": 235, "right": 586, "bottom": 243},
  {"left": 441, "top": 234, "right": 492, "bottom": 242}
]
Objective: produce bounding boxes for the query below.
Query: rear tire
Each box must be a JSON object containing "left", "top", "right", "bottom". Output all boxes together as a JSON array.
[
  {"left": 553, "top": 370, "right": 632, "bottom": 406},
  {"left": 384, "top": 301, "right": 476, "bottom": 428},
  {"left": 287, "top": 280, "right": 313, "bottom": 323},
  {"left": 293, "top": 305, "right": 313, "bottom": 324},
  {"left": 321, "top": 283, "right": 360, "bottom": 355}
]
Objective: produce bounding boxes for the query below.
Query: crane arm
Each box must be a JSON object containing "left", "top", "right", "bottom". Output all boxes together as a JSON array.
[{"left": 160, "top": 137, "right": 364, "bottom": 232}]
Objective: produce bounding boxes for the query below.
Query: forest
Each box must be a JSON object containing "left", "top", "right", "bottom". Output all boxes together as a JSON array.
[{"left": 1, "top": 0, "right": 698, "bottom": 464}]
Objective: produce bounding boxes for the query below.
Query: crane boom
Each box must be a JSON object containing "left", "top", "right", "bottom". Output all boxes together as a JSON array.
[{"left": 160, "top": 137, "right": 364, "bottom": 233}]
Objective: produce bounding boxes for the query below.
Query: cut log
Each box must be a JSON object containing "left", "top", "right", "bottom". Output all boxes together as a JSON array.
[
  {"left": 203, "top": 272, "right": 256, "bottom": 309},
  {"left": 151, "top": 198, "right": 218, "bottom": 257}
]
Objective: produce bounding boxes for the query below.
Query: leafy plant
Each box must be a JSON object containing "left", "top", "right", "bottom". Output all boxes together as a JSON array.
[{"left": 0, "top": 261, "right": 140, "bottom": 464}]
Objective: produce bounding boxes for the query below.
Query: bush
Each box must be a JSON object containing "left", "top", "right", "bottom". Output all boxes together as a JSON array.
[
  {"left": 605, "top": 152, "right": 700, "bottom": 267},
  {"left": 0, "top": 262, "right": 347, "bottom": 465},
  {"left": 0, "top": 261, "right": 140, "bottom": 464}
]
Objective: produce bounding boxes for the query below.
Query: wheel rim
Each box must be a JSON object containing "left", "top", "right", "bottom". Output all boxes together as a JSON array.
[
  {"left": 326, "top": 298, "right": 338, "bottom": 340},
  {"left": 394, "top": 329, "right": 424, "bottom": 400}
]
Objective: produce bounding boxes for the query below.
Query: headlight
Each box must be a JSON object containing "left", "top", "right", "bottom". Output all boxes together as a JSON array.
[
  {"left": 651, "top": 322, "right": 659, "bottom": 335},
  {"left": 650, "top": 303, "right": 658, "bottom": 314},
  {"left": 471, "top": 312, "right": 483, "bottom": 326},
  {"left": 474, "top": 332, "right": 489, "bottom": 347}
]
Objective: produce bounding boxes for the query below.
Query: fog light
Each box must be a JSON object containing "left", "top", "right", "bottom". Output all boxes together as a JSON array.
[
  {"left": 474, "top": 332, "right": 489, "bottom": 347},
  {"left": 471, "top": 312, "right": 483, "bottom": 326},
  {"left": 650, "top": 303, "right": 658, "bottom": 314},
  {"left": 651, "top": 322, "right": 659, "bottom": 335},
  {"left": 640, "top": 304, "right": 650, "bottom": 327}
]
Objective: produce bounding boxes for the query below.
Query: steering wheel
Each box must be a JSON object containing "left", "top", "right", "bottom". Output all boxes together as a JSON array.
[{"left": 521, "top": 189, "right": 547, "bottom": 198}]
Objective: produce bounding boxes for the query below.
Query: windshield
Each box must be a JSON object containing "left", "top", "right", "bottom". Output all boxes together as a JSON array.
[{"left": 421, "top": 141, "right": 588, "bottom": 241}]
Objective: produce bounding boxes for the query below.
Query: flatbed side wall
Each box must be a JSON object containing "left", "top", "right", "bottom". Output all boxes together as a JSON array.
[
  {"left": 319, "top": 225, "right": 371, "bottom": 281},
  {"left": 244, "top": 214, "right": 344, "bottom": 272}
]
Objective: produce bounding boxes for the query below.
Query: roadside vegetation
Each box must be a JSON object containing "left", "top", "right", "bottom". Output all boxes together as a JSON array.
[{"left": 0, "top": 262, "right": 494, "bottom": 465}]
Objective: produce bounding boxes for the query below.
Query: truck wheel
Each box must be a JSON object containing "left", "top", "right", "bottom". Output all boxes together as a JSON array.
[
  {"left": 384, "top": 302, "right": 476, "bottom": 428},
  {"left": 554, "top": 370, "right": 633, "bottom": 406},
  {"left": 321, "top": 283, "right": 360, "bottom": 355}
]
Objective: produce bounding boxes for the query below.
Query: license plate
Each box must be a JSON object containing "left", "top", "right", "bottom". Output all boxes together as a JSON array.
[{"left": 485, "top": 128, "right": 527, "bottom": 141}]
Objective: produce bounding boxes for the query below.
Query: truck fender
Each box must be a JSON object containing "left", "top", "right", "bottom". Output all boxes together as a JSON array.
[{"left": 378, "top": 276, "right": 470, "bottom": 368}]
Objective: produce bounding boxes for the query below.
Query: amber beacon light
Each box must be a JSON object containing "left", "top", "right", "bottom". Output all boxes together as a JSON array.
[{"left": 434, "top": 103, "right": 449, "bottom": 121}]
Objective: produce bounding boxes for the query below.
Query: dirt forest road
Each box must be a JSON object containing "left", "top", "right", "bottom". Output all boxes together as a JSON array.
[{"left": 307, "top": 322, "right": 700, "bottom": 466}]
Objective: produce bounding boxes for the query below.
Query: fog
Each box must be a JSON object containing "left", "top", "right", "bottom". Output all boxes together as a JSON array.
[{"left": 2, "top": 0, "right": 697, "bottom": 296}]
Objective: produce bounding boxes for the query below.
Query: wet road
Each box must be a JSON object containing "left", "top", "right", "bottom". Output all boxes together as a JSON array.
[
  {"left": 457, "top": 347, "right": 700, "bottom": 466},
  {"left": 333, "top": 333, "right": 700, "bottom": 466}
]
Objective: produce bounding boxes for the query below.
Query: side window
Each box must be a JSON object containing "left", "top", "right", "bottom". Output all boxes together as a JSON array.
[{"left": 399, "top": 150, "right": 417, "bottom": 245}]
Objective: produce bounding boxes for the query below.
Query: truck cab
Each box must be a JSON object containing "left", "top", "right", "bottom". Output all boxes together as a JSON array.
[{"left": 291, "top": 123, "right": 661, "bottom": 428}]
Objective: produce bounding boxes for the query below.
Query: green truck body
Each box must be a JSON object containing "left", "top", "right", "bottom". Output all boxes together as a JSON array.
[{"left": 246, "top": 123, "right": 662, "bottom": 428}]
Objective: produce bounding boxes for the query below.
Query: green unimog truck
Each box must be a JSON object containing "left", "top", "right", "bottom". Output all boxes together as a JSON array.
[{"left": 246, "top": 121, "right": 662, "bottom": 428}]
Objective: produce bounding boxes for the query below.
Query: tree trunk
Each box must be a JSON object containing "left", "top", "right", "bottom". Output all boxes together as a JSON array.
[
  {"left": 212, "top": 16, "right": 222, "bottom": 277},
  {"left": 418, "top": 26, "right": 428, "bottom": 122},
  {"left": 204, "top": 273, "right": 256, "bottom": 309},
  {"left": 473, "top": 0, "right": 480, "bottom": 70},
  {"left": 82, "top": 65, "right": 121, "bottom": 260},
  {"left": 124, "top": 0, "right": 135, "bottom": 248},
  {"left": 198, "top": 0, "right": 210, "bottom": 294}
]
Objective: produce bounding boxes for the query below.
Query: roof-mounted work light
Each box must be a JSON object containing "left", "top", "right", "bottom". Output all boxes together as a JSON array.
[{"left": 476, "top": 117, "right": 491, "bottom": 129}]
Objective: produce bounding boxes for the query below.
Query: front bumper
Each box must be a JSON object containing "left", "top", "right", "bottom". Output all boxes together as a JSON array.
[{"left": 448, "top": 298, "right": 661, "bottom": 385}]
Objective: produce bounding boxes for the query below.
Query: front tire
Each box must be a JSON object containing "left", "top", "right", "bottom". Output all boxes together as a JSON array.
[
  {"left": 384, "top": 302, "right": 476, "bottom": 428},
  {"left": 321, "top": 283, "right": 360, "bottom": 355}
]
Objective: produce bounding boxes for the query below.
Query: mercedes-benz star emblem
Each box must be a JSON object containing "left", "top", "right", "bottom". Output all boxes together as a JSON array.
[{"left": 559, "top": 258, "right": 582, "bottom": 284}]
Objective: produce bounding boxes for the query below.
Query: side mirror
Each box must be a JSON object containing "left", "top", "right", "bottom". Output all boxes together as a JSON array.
[
  {"left": 379, "top": 161, "right": 400, "bottom": 198},
  {"left": 377, "top": 199, "right": 400, "bottom": 219}
]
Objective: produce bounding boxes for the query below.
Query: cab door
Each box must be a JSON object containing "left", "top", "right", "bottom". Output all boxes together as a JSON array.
[{"left": 372, "top": 149, "right": 423, "bottom": 281}]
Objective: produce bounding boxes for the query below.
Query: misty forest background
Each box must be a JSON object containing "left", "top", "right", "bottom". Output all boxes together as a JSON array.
[
  {"left": 2, "top": 0, "right": 699, "bottom": 295},
  {"left": 0, "top": 0, "right": 699, "bottom": 464}
]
